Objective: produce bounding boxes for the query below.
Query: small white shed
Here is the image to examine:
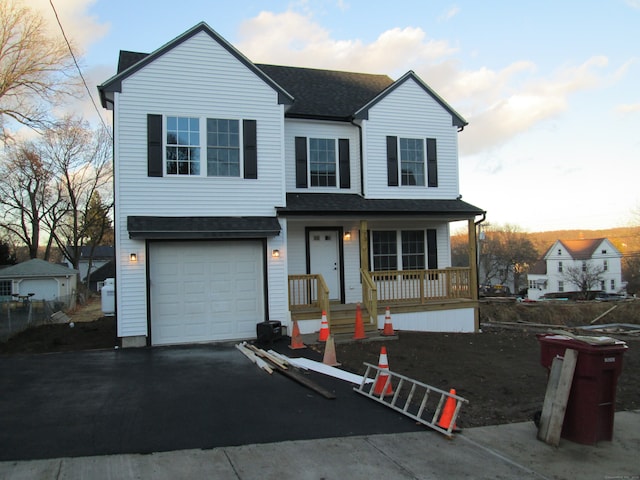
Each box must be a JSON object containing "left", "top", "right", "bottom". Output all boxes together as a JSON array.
[{"left": 0, "top": 259, "right": 79, "bottom": 305}]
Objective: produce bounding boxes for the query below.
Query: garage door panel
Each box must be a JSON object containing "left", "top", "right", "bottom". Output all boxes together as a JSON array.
[{"left": 150, "top": 241, "right": 265, "bottom": 345}]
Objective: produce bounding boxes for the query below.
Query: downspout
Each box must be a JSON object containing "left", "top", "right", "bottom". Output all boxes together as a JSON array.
[{"left": 350, "top": 118, "right": 364, "bottom": 197}]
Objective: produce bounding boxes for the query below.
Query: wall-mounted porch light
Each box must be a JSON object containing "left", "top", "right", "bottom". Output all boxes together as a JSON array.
[
  {"left": 271, "top": 249, "right": 280, "bottom": 258},
  {"left": 344, "top": 232, "right": 352, "bottom": 241},
  {"left": 130, "top": 253, "right": 138, "bottom": 262}
]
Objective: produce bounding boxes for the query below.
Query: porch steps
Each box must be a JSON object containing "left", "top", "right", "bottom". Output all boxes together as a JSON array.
[{"left": 291, "top": 303, "right": 379, "bottom": 336}]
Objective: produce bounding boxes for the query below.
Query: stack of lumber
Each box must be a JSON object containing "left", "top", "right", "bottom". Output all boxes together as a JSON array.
[{"left": 235, "top": 342, "right": 335, "bottom": 399}]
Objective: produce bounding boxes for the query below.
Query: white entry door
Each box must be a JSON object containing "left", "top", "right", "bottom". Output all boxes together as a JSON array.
[{"left": 309, "top": 230, "right": 341, "bottom": 300}]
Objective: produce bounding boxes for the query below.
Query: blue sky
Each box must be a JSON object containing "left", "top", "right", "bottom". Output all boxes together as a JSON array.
[{"left": 33, "top": 0, "right": 640, "bottom": 232}]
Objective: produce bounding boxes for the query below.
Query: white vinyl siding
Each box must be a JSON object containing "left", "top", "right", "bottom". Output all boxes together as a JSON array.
[
  {"left": 285, "top": 119, "right": 360, "bottom": 193},
  {"left": 362, "top": 79, "right": 460, "bottom": 199},
  {"left": 112, "top": 31, "right": 285, "bottom": 338}
]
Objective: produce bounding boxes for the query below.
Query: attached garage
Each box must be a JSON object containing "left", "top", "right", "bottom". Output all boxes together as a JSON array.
[{"left": 149, "top": 240, "right": 266, "bottom": 345}]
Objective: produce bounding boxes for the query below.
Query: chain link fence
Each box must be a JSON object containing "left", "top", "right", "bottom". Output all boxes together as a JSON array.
[{"left": 0, "top": 294, "right": 75, "bottom": 342}]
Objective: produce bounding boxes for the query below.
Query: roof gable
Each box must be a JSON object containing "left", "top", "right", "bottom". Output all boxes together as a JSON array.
[
  {"left": 98, "top": 22, "right": 294, "bottom": 109},
  {"left": 354, "top": 71, "right": 468, "bottom": 128},
  {"left": 543, "top": 238, "right": 621, "bottom": 261},
  {"left": 0, "top": 259, "right": 78, "bottom": 278}
]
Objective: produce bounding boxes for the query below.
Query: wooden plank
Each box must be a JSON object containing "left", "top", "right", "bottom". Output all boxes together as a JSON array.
[{"left": 537, "top": 349, "right": 578, "bottom": 446}]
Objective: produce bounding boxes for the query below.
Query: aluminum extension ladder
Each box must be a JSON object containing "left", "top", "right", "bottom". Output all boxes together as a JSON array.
[{"left": 354, "top": 362, "right": 468, "bottom": 437}]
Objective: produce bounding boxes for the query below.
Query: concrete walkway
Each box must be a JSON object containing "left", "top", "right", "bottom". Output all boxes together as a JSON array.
[{"left": 2, "top": 410, "right": 638, "bottom": 479}]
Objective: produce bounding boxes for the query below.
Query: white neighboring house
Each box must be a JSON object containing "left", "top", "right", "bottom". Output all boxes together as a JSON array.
[
  {"left": 0, "top": 259, "right": 78, "bottom": 307},
  {"left": 527, "top": 238, "right": 623, "bottom": 300},
  {"left": 97, "top": 22, "right": 485, "bottom": 348}
]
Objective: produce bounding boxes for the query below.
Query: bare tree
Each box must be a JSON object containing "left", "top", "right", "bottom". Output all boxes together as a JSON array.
[
  {"left": 41, "top": 116, "right": 112, "bottom": 270},
  {"left": 0, "top": 0, "right": 78, "bottom": 140},
  {"left": 478, "top": 223, "right": 538, "bottom": 293},
  {"left": 563, "top": 262, "right": 606, "bottom": 299},
  {"left": 0, "top": 142, "right": 60, "bottom": 259}
]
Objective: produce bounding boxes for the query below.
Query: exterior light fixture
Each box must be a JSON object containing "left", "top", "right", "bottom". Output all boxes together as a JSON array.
[
  {"left": 344, "top": 232, "right": 352, "bottom": 241},
  {"left": 271, "top": 249, "right": 280, "bottom": 258},
  {"left": 130, "top": 253, "right": 138, "bottom": 262}
]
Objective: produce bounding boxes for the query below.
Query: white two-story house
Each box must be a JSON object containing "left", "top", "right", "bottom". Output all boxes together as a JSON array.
[
  {"left": 527, "top": 238, "right": 623, "bottom": 300},
  {"left": 98, "top": 22, "right": 485, "bottom": 347}
]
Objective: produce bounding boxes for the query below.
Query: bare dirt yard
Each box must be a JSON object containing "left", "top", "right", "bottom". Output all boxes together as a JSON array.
[{"left": 1, "top": 297, "right": 638, "bottom": 428}]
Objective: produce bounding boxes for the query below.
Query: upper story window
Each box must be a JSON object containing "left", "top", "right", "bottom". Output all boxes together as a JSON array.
[
  {"left": 147, "top": 114, "right": 257, "bottom": 179},
  {"left": 295, "top": 136, "right": 350, "bottom": 189},
  {"left": 166, "top": 116, "right": 200, "bottom": 175},
  {"left": 399, "top": 138, "right": 425, "bottom": 186},
  {"left": 207, "top": 119, "right": 240, "bottom": 177},
  {"left": 603, "top": 260, "right": 608, "bottom": 271},
  {"left": 309, "top": 138, "right": 336, "bottom": 187},
  {"left": 582, "top": 261, "right": 587, "bottom": 272},
  {"left": 387, "top": 136, "right": 438, "bottom": 188},
  {"left": 558, "top": 261, "right": 563, "bottom": 273}
]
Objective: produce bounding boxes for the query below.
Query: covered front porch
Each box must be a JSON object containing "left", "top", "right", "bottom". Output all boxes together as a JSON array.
[{"left": 286, "top": 217, "right": 481, "bottom": 335}]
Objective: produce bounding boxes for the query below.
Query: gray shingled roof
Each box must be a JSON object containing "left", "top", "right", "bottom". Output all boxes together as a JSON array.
[
  {"left": 256, "top": 64, "right": 394, "bottom": 120},
  {"left": 277, "top": 193, "right": 485, "bottom": 217},
  {"left": 0, "top": 259, "right": 78, "bottom": 278},
  {"left": 127, "top": 216, "right": 281, "bottom": 239}
]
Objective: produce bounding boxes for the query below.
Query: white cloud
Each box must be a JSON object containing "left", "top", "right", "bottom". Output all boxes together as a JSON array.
[
  {"left": 438, "top": 6, "right": 461, "bottom": 22},
  {"left": 237, "top": 11, "right": 457, "bottom": 74},
  {"left": 616, "top": 103, "right": 640, "bottom": 114},
  {"left": 29, "top": 0, "right": 109, "bottom": 56}
]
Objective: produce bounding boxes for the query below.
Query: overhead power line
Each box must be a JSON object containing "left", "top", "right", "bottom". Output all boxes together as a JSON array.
[{"left": 48, "top": 0, "right": 112, "bottom": 139}]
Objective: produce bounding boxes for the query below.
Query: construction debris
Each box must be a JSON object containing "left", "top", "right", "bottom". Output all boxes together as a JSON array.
[{"left": 235, "top": 342, "right": 336, "bottom": 399}]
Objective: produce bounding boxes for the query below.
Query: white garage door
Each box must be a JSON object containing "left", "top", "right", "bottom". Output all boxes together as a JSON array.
[
  {"left": 19, "top": 279, "right": 58, "bottom": 301},
  {"left": 149, "top": 241, "right": 265, "bottom": 345}
]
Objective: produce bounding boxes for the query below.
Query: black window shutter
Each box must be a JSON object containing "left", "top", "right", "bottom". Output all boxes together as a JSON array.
[
  {"left": 427, "top": 229, "right": 438, "bottom": 269},
  {"left": 386, "top": 136, "right": 398, "bottom": 186},
  {"left": 295, "top": 137, "right": 308, "bottom": 188},
  {"left": 338, "top": 138, "right": 350, "bottom": 189},
  {"left": 243, "top": 119, "right": 257, "bottom": 179},
  {"left": 147, "top": 114, "right": 163, "bottom": 177},
  {"left": 427, "top": 138, "right": 438, "bottom": 187}
]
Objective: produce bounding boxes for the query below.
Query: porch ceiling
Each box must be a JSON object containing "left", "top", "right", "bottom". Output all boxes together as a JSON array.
[{"left": 277, "top": 193, "right": 485, "bottom": 219}]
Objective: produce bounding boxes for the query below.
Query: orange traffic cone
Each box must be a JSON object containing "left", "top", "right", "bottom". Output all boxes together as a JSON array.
[
  {"left": 318, "top": 311, "right": 330, "bottom": 342},
  {"left": 322, "top": 334, "right": 340, "bottom": 366},
  {"left": 289, "top": 320, "right": 306, "bottom": 350},
  {"left": 438, "top": 389, "right": 458, "bottom": 430},
  {"left": 353, "top": 303, "right": 367, "bottom": 340},
  {"left": 381, "top": 306, "right": 395, "bottom": 336},
  {"left": 373, "top": 346, "right": 394, "bottom": 396}
]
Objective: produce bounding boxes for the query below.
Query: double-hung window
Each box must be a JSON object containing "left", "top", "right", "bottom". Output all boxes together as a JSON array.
[
  {"left": 401, "top": 231, "right": 426, "bottom": 269},
  {"left": 294, "top": 136, "right": 350, "bottom": 189},
  {"left": 309, "top": 138, "right": 336, "bottom": 187},
  {"left": 387, "top": 136, "right": 438, "bottom": 187},
  {"left": 166, "top": 116, "right": 200, "bottom": 175},
  {"left": 207, "top": 119, "right": 240, "bottom": 177},
  {"left": 399, "top": 138, "right": 425, "bottom": 186}
]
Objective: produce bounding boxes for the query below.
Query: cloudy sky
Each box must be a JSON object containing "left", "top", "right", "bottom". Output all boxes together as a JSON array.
[{"left": 31, "top": 0, "right": 640, "bottom": 232}]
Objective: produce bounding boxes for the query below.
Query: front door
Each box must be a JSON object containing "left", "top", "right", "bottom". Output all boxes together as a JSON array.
[{"left": 309, "top": 229, "right": 341, "bottom": 301}]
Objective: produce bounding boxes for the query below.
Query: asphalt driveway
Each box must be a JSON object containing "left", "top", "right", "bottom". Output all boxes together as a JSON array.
[{"left": 0, "top": 340, "right": 423, "bottom": 461}]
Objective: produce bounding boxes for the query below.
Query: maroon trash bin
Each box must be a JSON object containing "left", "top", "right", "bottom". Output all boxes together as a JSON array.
[{"left": 537, "top": 333, "right": 628, "bottom": 445}]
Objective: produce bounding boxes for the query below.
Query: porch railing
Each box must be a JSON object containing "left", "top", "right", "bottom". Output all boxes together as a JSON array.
[
  {"left": 288, "top": 274, "right": 330, "bottom": 320},
  {"left": 360, "top": 268, "right": 378, "bottom": 324},
  {"left": 368, "top": 267, "right": 472, "bottom": 304}
]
